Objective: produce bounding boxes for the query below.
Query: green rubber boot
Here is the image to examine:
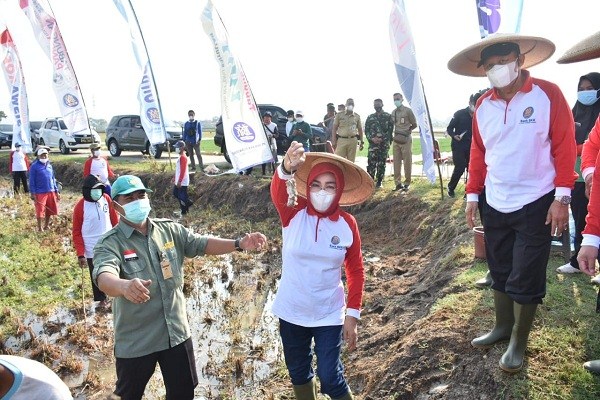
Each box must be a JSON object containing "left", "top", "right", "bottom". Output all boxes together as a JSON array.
[
  {"left": 292, "top": 378, "right": 317, "bottom": 400},
  {"left": 332, "top": 389, "right": 354, "bottom": 400},
  {"left": 471, "top": 290, "right": 514, "bottom": 349},
  {"left": 499, "top": 303, "right": 538, "bottom": 373},
  {"left": 474, "top": 271, "right": 493, "bottom": 288},
  {"left": 583, "top": 360, "right": 600, "bottom": 374}
]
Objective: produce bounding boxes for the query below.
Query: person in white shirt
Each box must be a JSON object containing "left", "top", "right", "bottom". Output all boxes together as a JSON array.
[
  {"left": 173, "top": 141, "right": 193, "bottom": 215},
  {"left": 271, "top": 141, "right": 373, "bottom": 400},
  {"left": 83, "top": 143, "right": 118, "bottom": 197},
  {"left": 286, "top": 109, "right": 295, "bottom": 136},
  {"left": 0, "top": 355, "right": 73, "bottom": 400},
  {"left": 9, "top": 142, "right": 30, "bottom": 194}
]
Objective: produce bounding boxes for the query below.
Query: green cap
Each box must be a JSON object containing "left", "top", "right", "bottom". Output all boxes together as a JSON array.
[{"left": 111, "top": 175, "right": 153, "bottom": 199}]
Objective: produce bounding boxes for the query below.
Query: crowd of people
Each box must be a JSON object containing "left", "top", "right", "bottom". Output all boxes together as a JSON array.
[{"left": 7, "top": 29, "right": 600, "bottom": 400}]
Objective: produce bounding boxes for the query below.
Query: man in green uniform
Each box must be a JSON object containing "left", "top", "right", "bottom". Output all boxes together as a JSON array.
[
  {"left": 93, "top": 175, "right": 267, "bottom": 400},
  {"left": 391, "top": 92, "right": 417, "bottom": 191},
  {"left": 332, "top": 98, "right": 364, "bottom": 162},
  {"left": 365, "top": 98, "right": 394, "bottom": 188}
]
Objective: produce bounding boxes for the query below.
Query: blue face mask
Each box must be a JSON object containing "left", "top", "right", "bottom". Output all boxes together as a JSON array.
[
  {"left": 90, "top": 189, "right": 103, "bottom": 202},
  {"left": 577, "top": 89, "right": 599, "bottom": 106},
  {"left": 121, "top": 198, "right": 151, "bottom": 224}
]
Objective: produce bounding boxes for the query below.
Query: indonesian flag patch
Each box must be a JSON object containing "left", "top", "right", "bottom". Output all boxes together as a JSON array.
[{"left": 123, "top": 249, "right": 138, "bottom": 262}]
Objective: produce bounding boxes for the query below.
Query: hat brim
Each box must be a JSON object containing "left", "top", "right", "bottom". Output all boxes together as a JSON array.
[
  {"left": 294, "top": 153, "right": 374, "bottom": 206},
  {"left": 448, "top": 33, "right": 555, "bottom": 77},
  {"left": 113, "top": 187, "right": 153, "bottom": 199},
  {"left": 557, "top": 31, "right": 600, "bottom": 64}
]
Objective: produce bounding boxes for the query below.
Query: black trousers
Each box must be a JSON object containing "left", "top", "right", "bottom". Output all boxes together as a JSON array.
[
  {"left": 483, "top": 191, "right": 554, "bottom": 304},
  {"left": 12, "top": 171, "right": 28, "bottom": 193},
  {"left": 448, "top": 146, "right": 469, "bottom": 192},
  {"left": 115, "top": 337, "right": 198, "bottom": 400}
]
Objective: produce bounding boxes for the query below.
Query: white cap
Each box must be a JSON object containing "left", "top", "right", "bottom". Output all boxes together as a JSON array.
[
  {"left": 295, "top": 110, "right": 304, "bottom": 117},
  {"left": 37, "top": 148, "right": 48, "bottom": 156}
]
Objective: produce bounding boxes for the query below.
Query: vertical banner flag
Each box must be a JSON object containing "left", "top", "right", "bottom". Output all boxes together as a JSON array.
[
  {"left": 20, "top": 0, "right": 90, "bottom": 136},
  {"left": 389, "top": 0, "right": 435, "bottom": 183},
  {"left": 0, "top": 28, "right": 31, "bottom": 152},
  {"left": 476, "top": 0, "right": 523, "bottom": 38},
  {"left": 202, "top": 0, "right": 272, "bottom": 172},
  {"left": 112, "top": 0, "right": 166, "bottom": 145}
]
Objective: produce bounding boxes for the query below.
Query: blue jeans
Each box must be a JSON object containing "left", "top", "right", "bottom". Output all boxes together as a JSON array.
[{"left": 279, "top": 319, "right": 349, "bottom": 398}]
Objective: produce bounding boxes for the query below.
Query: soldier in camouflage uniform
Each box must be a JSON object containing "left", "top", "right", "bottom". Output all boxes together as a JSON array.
[{"left": 365, "top": 99, "right": 394, "bottom": 188}]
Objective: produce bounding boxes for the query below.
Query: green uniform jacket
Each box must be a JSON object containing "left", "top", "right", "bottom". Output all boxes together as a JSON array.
[
  {"left": 93, "top": 218, "right": 208, "bottom": 358},
  {"left": 290, "top": 121, "right": 312, "bottom": 149},
  {"left": 365, "top": 111, "right": 393, "bottom": 151}
]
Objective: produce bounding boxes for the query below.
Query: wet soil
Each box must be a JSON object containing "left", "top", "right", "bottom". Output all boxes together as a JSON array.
[{"left": 1, "top": 160, "right": 513, "bottom": 399}]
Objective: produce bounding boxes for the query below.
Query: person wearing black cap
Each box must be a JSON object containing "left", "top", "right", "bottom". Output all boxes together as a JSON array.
[
  {"left": 72, "top": 175, "right": 119, "bottom": 310},
  {"left": 9, "top": 142, "right": 30, "bottom": 195},
  {"left": 449, "top": 34, "right": 577, "bottom": 373},
  {"left": 286, "top": 109, "right": 296, "bottom": 136},
  {"left": 320, "top": 103, "right": 336, "bottom": 141},
  {"left": 261, "top": 111, "right": 279, "bottom": 175}
]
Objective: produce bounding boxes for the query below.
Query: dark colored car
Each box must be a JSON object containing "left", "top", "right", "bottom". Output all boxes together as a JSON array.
[
  {"left": 0, "top": 124, "right": 12, "bottom": 149},
  {"left": 214, "top": 104, "right": 327, "bottom": 164},
  {"left": 105, "top": 115, "right": 182, "bottom": 159}
]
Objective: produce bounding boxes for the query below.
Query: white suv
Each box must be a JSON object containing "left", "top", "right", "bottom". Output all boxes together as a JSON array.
[{"left": 38, "top": 117, "right": 100, "bottom": 154}]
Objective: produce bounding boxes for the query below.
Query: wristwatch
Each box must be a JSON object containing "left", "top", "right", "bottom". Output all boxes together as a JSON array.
[
  {"left": 234, "top": 238, "right": 244, "bottom": 252},
  {"left": 554, "top": 196, "right": 571, "bottom": 205}
]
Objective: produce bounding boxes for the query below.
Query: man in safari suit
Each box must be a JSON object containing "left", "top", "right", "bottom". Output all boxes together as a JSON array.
[{"left": 391, "top": 92, "right": 417, "bottom": 191}]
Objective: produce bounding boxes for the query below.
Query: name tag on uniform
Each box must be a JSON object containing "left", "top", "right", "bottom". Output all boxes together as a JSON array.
[
  {"left": 160, "top": 251, "right": 173, "bottom": 280},
  {"left": 400, "top": 117, "right": 405, "bottom": 123}
]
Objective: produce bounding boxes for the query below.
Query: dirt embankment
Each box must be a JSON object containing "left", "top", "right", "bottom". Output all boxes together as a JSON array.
[{"left": 2, "top": 159, "right": 500, "bottom": 399}]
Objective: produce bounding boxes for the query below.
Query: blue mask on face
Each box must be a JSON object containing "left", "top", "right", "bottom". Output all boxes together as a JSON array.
[
  {"left": 577, "top": 89, "right": 599, "bottom": 106},
  {"left": 121, "top": 198, "right": 151, "bottom": 224}
]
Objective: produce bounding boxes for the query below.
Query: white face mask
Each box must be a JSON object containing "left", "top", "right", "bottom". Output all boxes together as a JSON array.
[
  {"left": 486, "top": 60, "right": 519, "bottom": 88},
  {"left": 93, "top": 150, "right": 100, "bottom": 157},
  {"left": 39, "top": 158, "right": 49, "bottom": 164},
  {"left": 296, "top": 117, "right": 304, "bottom": 123},
  {"left": 288, "top": 117, "right": 294, "bottom": 122},
  {"left": 15, "top": 147, "right": 21, "bottom": 152},
  {"left": 346, "top": 105, "right": 354, "bottom": 112},
  {"left": 310, "top": 190, "right": 336, "bottom": 212}
]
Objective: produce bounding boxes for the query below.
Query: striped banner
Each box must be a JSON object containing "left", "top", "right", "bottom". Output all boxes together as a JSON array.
[
  {"left": 0, "top": 28, "right": 31, "bottom": 152},
  {"left": 112, "top": 0, "right": 167, "bottom": 145},
  {"left": 20, "top": 0, "right": 90, "bottom": 136},
  {"left": 476, "top": 0, "right": 523, "bottom": 38},
  {"left": 202, "top": 0, "right": 272, "bottom": 172},
  {"left": 389, "top": 0, "right": 435, "bottom": 183}
]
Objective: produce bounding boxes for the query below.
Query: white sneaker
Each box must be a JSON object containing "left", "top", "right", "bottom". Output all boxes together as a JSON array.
[
  {"left": 591, "top": 275, "right": 600, "bottom": 285},
  {"left": 556, "top": 263, "right": 581, "bottom": 274}
]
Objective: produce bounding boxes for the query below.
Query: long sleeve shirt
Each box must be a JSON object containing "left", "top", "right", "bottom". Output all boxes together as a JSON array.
[
  {"left": 466, "top": 70, "right": 577, "bottom": 213},
  {"left": 29, "top": 160, "right": 58, "bottom": 195},
  {"left": 269, "top": 166, "right": 364, "bottom": 327},
  {"left": 72, "top": 194, "right": 119, "bottom": 258},
  {"left": 83, "top": 157, "right": 116, "bottom": 184},
  {"left": 9, "top": 150, "right": 30, "bottom": 172}
]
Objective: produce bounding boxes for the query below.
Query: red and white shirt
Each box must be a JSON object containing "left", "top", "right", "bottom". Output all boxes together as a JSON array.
[
  {"left": 270, "top": 166, "right": 364, "bottom": 327},
  {"left": 466, "top": 71, "right": 577, "bottom": 212},
  {"left": 83, "top": 156, "right": 116, "bottom": 184},
  {"left": 175, "top": 153, "right": 190, "bottom": 186},
  {"left": 72, "top": 194, "right": 119, "bottom": 258},
  {"left": 9, "top": 150, "right": 29, "bottom": 172}
]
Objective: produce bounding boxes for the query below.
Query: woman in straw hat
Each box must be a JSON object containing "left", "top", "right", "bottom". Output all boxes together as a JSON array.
[
  {"left": 449, "top": 33, "right": 577, "bottom": 373},
  {"left": 560, "top": 30, "right": 600, "bottom": 374},
  {"left": 270, "top": 141, "right": 373, "bottom": 400}
]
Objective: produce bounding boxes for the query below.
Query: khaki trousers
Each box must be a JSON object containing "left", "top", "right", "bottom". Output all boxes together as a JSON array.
[
  {"left": 393, "top": 138, "right": 412, "bottom": 186},
  {"left": 335, "top": 137, "right": 358, "bottom": 162}
]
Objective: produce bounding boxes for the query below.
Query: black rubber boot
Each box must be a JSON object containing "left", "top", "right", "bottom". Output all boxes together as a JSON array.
[
  {"left": 499, "top": 303, "right": 538, "bottom": 372},
  {"left": 471, "top": 290, "right": 514, "bottom": 348}
]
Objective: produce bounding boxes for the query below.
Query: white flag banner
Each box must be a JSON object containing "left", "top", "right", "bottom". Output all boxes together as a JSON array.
[
  {"left": 476, "top": 0, "right": 523, "bottom": 38},
  {"left": 20, "top": 0, "right": 89, "bottom": 136},
  {"left": 202, "top": 0, "right": 272, "bottom": 171},
  {"left": 0, "top": 28, "right": 31, "bottom": 152},
  {"left": 389, "top": 0, "right": 435, "bottom": 183},
  {"left": 112, "top": 0, "right": 166, "bottom": 145}
]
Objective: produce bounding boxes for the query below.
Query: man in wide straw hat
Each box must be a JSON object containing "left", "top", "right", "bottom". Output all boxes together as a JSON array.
[
  {"left": 449, "top": 33, "right": 577, "bottom": 373},
  {"left": 559, "top": 30, "right": 600, "bottom": 374},
  {"left": 270, "top": 141, "right": 373, "bottom": 399}
]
